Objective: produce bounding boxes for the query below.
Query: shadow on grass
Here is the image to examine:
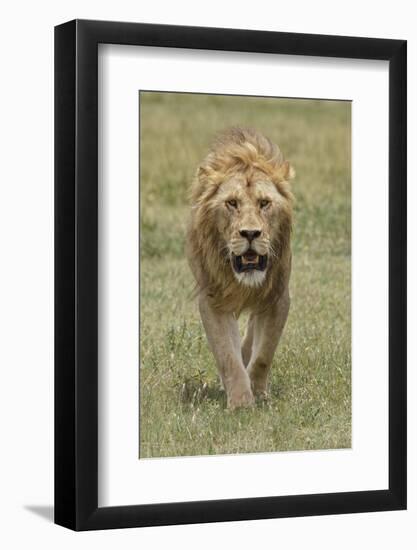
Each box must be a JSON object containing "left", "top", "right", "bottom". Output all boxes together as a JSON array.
[
  {"left": 269, "top": 382, "right": 285, "bottom": 400},
  {"left": 178, "top": 380, "right": 227, "bottom": 408},
  {"left": 178, "top": 378, "right": 286, "bottom": 409}
]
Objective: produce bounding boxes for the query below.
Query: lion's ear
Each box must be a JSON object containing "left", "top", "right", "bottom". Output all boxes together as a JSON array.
[
  {"left": 191, "top": 162, "right": 219, "bottom": 205},
  {"left": 279, "top": 160, "right": 295, "bottom": 181},
  {"left": 197, "top": 153, "right": 217, "bottom": 179},
  {"left": 197, "top": 164, "right": 211, "bottom": 179},
  {"left": 272, "top": 161, "right": 295, "bottom": 201}
]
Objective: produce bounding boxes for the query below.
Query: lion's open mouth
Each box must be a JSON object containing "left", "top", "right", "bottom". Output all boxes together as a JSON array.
[{"left": 232, "top": 251, "right": 268, "bottom": 273}]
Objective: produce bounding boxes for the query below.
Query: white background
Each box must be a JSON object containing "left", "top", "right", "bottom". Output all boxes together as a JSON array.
[
  {"left": 0, "top": 1, "right": 415, "bottom": 548},
  {"left": 99, "top": 46, "right": 389, "bottom": 506}
]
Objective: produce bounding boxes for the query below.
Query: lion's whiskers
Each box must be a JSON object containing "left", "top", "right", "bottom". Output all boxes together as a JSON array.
[{"left": 268, "top": 244, "right": 279, "bottom": 259}]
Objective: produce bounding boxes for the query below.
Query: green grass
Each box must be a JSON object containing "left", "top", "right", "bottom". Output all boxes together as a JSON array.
[{"left": 139, "top": 92, "right": 351, "bottom": 458}]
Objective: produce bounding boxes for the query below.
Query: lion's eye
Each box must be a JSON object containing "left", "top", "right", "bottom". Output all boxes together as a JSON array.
[
  {"left": 259, "top": 199, "right": 270, "bottom": 209},
  {"left": 227, "top": 199, "right": 238, "bottom": 209}
]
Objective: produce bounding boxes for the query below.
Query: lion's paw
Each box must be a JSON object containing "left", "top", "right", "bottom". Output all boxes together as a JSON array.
[
  {"left": 227, "top": 388, "right": 255, "bottom": 410},
  {"left": 255, "top": 391, "right": 269, "bottom": 403},
  {"left": 248, "top": 370, "right": 269, "bottom": 399}
]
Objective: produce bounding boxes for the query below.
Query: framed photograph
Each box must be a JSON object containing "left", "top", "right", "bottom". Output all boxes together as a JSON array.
[{"left": 55, "top": 19, "right": 406, "bottom": 530}]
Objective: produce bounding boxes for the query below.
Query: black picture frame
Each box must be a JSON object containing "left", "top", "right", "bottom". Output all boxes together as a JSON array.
[{"left": 55, "top": 19, "right": 407, "bottom": 531}]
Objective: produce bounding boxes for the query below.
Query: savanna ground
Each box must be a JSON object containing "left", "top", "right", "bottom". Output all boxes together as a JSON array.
[{"left": 139, "top": 92, "right": 351, "bottom": 458}]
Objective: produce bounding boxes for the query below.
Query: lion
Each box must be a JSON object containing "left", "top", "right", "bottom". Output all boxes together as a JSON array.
[{"left": 186, "top": 127, "right": 294, "bottom": 409}]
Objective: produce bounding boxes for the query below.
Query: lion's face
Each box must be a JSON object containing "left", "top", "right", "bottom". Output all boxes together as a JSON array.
[
  {"left": 213, "top": 170, "right": 286, "bottom": 287},
  {"left": 188, "top": 128, "right": 293, "bottom": 303}
]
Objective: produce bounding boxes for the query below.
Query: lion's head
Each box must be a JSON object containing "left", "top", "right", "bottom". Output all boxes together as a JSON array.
[{"left": 187, "top": 128, "right": 294, "bottom": 310}]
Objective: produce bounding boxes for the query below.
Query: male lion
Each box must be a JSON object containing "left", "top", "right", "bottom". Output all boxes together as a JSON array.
[{"left": 186, "top": 127, "right": 294, "bottom": 409}]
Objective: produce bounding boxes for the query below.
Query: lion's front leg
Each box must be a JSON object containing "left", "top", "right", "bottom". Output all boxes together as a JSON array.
[
  {"left": 241, "top": 314, "right": 254, "bottom": 366},
  {"left": 247, "top": 289, "right": 290, "bottom": 398},
  {"left": 199, "top": 295, "right": 254, "bottom": 409}
]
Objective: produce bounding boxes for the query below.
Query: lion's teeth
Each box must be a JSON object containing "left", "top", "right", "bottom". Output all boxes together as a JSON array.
[{"left": 242, "top": 255, "right": 259, "bottom": 264}]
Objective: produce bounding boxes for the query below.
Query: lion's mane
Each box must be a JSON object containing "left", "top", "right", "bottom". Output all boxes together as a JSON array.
[{"left": 186, "top": 127, "right": 294, "bottom": 314}]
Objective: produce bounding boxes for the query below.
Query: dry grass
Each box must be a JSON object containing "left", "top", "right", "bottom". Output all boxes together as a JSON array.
[{"left": 139, "top": 92, "right": 351, "bottom": 458}]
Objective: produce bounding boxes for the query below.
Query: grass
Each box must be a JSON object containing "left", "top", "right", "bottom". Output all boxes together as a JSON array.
[{"left": 139, "top": 92, "right": 351, "bottom": 458}]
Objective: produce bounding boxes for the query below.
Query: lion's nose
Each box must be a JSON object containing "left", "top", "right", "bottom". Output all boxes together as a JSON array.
[{"left": 239, "top": 229, "right": 261, "bottom": 242}]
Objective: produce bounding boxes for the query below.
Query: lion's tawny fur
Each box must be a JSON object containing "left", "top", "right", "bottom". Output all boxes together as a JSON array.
[
  {"left": 186, "top": 127, "right": 294, "bottom": 408},
  {"left": 186, "top": 127, "right": 294, "bottom": 314}
]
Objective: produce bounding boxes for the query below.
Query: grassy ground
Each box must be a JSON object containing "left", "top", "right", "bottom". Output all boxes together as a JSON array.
[{"left": 139, "top": 92, "right": 351, "bottom": 458}]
